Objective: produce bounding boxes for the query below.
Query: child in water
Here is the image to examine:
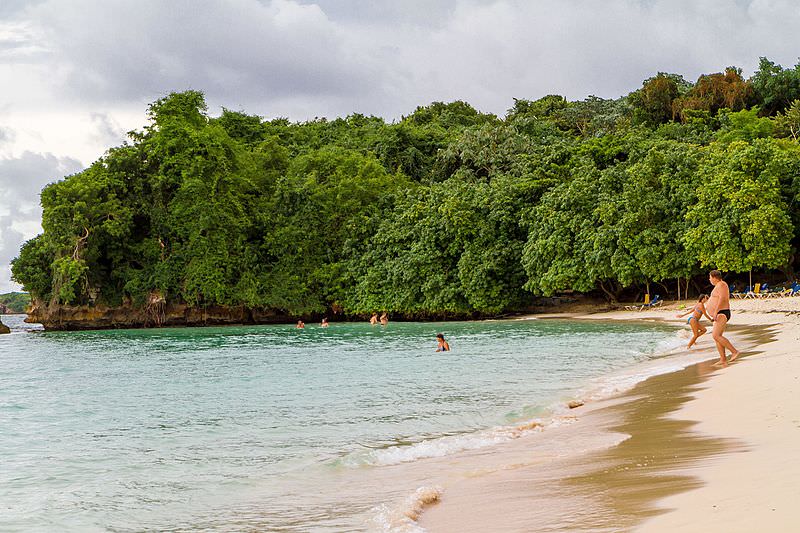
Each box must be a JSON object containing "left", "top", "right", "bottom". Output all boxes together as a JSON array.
[
  {"left": 676, "top": 294, "right": 713, "bottom": 348},
  {"left": 436, "top": 333, "right": 450, "bottom": 352},
  {"left": 321, "top": 318, "right": 329, "bottom": 328},
  {"left": 296, "top": 320, "right": 305, "bottom": 329}
]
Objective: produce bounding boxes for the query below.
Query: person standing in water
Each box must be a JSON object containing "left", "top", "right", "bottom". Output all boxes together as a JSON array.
[
  {"left": 321, "top": 318, "right": 329, "bottom": 328},
  {"left": 379, "top": 312, "right": 388, "bottom": 326},
  {"left": 676, "top": 294, "right": 713, "bottom": 348},
  {"left": 296, "top": 320, "right": 305, "bottom": 329},
  {"left": 436, "top": 333, "right": 450, "bottom": 351},
  {"left": 369, "top": 313, "right": 378, "bottom": 325},
  {"left": 706, "top": 270, "right": 740, "bottom": 366}
]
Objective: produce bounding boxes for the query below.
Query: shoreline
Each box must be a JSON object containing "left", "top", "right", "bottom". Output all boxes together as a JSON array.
[
  {"left": 419, "top": 298, "right": 799, "bottom": 532},
  {"left": 5, "top": 301, "right": 797, "bottom": 530}
]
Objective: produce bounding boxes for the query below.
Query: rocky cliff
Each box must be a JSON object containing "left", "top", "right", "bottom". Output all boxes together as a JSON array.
[{"left": 26, "top": 301, "right": 292, "bottom": 331}]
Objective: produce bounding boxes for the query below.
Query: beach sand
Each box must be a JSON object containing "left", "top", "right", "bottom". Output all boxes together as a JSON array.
[
  {"left": 634, "top": 299, "right": 800, "bottom": 532},
  {"left": 419, "top": 297, "right": 800, "bottom": 532}
]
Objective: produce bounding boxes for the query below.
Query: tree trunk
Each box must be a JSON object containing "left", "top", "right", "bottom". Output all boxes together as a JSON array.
[
  {"left": 598, "top": 281, "right": 617, "bottom": 302},
  {"left": 656, "top": 281, "right": 669, "bottom": 297}
]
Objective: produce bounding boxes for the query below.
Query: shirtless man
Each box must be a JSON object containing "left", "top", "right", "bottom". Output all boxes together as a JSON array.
[{"left": 706, "top": 270, "right": 740, "bottom": 366}]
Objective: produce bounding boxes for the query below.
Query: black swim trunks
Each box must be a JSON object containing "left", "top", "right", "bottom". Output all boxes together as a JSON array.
[{"left": 717, "top": 309, "right": 731, "bottom": 320}]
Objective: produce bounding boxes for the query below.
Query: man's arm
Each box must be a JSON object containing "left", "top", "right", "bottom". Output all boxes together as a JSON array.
[{"left": 706, "top": 287, "right": 720, "bottom": 317}]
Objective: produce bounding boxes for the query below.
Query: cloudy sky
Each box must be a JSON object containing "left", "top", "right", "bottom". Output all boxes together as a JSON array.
[{"left": 1, "top": 0, "right": 799, "bottom": 293}]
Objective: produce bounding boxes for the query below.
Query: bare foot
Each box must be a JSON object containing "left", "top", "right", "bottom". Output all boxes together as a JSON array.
[{"left": 728, "top": 350, "right": 741, "bottom": 363}]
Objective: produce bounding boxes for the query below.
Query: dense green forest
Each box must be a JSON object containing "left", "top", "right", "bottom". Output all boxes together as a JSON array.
[
  {"left": 0, "top": 292, "right": 30, "bottom": 314},
  {"left": 11, "top": 58, "right": 800, "bottom": 318}
]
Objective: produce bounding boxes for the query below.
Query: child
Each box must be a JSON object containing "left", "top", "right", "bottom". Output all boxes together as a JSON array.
[{"left": 676, "top": 294, "right": 712, "bottom": 348}]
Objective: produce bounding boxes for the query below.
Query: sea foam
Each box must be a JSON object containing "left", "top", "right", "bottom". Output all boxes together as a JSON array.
[{"left": 370, "top": 485, "right": 443, "bottom": 532}]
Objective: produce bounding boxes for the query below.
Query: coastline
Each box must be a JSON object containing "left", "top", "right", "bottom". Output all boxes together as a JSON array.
[
  {"left": 5, "top": 300, "right": 797, "bottom": 531},
  {"left": 419, "top": 298, "right": 799, "bottom": 532}
]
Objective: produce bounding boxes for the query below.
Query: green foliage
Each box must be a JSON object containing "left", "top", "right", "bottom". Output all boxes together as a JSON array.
[
  {"left": 684, "top": 139, "right": 795, "bottom": 271},
  {"left": 51, "top": 256, "right": 88, "bottom": 304},
  {"left": 629, "top": 73, "right": 688, "bottom": 126},
  {"left": 716, "top": 108, "right": 775, "bottom": 144},
  {"left": 11, "top": 235, "right": 54, "bottom": 301},
  {"left": 12, "top": 62, "right": 800, "bottom": 317},
  {"left": 506, "top": 95, "right": 569, "bottom": 120},
  {"left": 522, "top": 162, "right": 619, "bottom": 296},
  {"left": 750, "top": 57, "right": 800, "bottom": 116},
  {"left": 774, "top": 99, "right": 800, "bottom": 141},
  {"left": 0, "top": 292, "right": 30, "bottom": 313}
]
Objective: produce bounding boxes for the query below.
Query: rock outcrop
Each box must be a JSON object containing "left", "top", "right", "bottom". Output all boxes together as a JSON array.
[
  {"left": 26, "top": 301, "right": 291, "bottom": 331},
  {"left": 0, "top": 319, "right": 10, "bottom": 334}
]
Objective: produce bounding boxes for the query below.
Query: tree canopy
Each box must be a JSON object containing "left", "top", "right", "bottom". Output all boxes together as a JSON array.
[{"left": 12, "top": 58, "right": 800, "bottom": 319}]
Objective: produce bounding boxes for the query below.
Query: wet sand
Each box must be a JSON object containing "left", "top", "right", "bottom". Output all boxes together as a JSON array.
[{"left": 420, "top": 299, "right": 799, "bottom": 532}]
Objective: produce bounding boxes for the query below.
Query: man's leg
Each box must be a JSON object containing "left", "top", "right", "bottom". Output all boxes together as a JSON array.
[{"left": 712, "top": 315, "right": 738, "bottom": 364}]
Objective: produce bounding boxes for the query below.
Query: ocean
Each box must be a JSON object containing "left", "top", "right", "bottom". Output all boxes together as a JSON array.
[{"left": 0, "top": 314, "right": 704, "bottom": 531}]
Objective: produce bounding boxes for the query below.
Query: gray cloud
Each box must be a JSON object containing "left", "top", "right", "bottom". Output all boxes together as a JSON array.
[
  {"left": 0, "top": 150, "right": 82, "bottom": 205},
  {"left": 0, "top": 126, "right": 13, "bottom": 145},
  {"left": 89, "top": 112, "right": 127, "bottom": 148},
  {"left": 0, "top": 150, "right": 83, "bottom": 292},
  {"left": 28, "top": 0, "right": 388, "bottom": 109},
  {"left": 11, "top": 0, "right": 799, "bottom": 121}
]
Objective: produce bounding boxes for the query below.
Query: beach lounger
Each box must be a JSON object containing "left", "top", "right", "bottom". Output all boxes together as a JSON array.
[
  {"left": 786, "top": 282, "right": 800, "bottom": 297},
  {"left": 744, "top": 283, "right": 761, "bottom": 299},
  {"left": 624, "top": 293, "right": 654, "bottom": 311},
  {"left": 774, "top": 286, "right": 793, "bottom": 298},
  {"left": 758, "top": 283, "right": 771, "bottom": 298},
  {"left": 731, "top": 284, "right": 747, "bottom": 299},
  {"left": 638, "top": 294, "right": 662, "bottom": 310}
]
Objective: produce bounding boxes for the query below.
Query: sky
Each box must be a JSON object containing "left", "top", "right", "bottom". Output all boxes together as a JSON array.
[{"left": 1, "top": 0, "right": 799, "bottom": 293}]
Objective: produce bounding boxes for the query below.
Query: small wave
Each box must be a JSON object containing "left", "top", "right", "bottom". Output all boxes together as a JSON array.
[
  {"left": 580, "top": 336, "right": 715, "bottom": 401},
  {"left": 345, "top": 416, "right": 583, "bottom": 467},
  {"left": 370, "top": 485, "right": 443, "bottom": 532},
  {"left": 346, "top": 326, "right": 698, "bottom": 470}
]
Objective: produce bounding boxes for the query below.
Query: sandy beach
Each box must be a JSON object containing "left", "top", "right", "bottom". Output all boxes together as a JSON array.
[
  {"left": 633, "top": 298, "right": 800, "bottom": 532},
  {"left": 420, "top": 297, "right": 800, "bottom": 532}
]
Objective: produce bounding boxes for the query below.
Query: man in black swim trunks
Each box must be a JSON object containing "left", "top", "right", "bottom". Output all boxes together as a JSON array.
[{"left": 707, "top": 270, "right": 740, "bottom": 366}]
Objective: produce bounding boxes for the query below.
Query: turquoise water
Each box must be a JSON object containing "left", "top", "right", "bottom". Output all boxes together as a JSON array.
[{"left": 0, "top": 315, "right": 681, "bottom": 531}]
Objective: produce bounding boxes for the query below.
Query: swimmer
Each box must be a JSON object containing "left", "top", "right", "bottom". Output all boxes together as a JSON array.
[{"left": 436, "top": 333, "right": 450, "bottom": 352}]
